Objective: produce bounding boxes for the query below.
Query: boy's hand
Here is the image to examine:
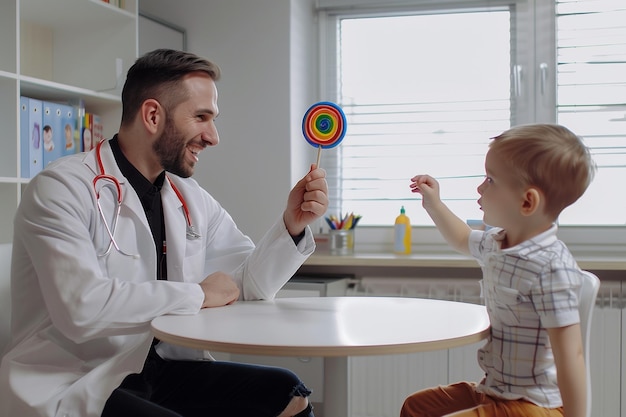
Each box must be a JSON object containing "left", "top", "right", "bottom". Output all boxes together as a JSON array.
[
  {"left": 410, "top": 174, "right": 442, "bottom": 210},
  {"left": 410, "top": 174, "right": 472, "bottom": 255}
]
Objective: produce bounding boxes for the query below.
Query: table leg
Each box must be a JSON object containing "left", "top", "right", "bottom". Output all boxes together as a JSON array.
[{"left": 322, "top": 356, "right": 349, "bottom": 417}]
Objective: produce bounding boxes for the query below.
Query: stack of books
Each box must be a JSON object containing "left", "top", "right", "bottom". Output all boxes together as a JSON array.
[
  {"left": 100, "top": 0, "right": 126, "bottom": 9},
  {"left": 20, "top": 97, "right": 103, "bottom": 178}
]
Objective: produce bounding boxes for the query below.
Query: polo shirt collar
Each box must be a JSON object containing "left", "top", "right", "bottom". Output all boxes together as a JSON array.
[{"left": 493, "top": 224, "right": 558, "bottom": 259}]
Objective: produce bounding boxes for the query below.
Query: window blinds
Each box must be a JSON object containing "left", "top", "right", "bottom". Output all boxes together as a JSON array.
[
  {"left": 555, "top": 0, "right": 626, "bottom": 225},
  {"left": 322, "top": 0, "right": 626, "bottom": 226},
  {"left": 326, "top": 9, "right": 512, "bottom": 226}
]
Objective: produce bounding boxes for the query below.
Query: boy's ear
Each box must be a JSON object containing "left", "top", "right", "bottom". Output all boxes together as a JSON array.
[{"left": 521, "top": 187, "right": 542, "bottom": 216}]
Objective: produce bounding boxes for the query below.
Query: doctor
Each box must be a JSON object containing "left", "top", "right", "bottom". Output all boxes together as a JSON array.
[{"left": 0, "top": 49, "right": 327, "bottom": 417}]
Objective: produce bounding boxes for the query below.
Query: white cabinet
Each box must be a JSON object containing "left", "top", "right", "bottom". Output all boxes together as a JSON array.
[{"left": 0, "top": 0, "right": 138, "bottom": 243}]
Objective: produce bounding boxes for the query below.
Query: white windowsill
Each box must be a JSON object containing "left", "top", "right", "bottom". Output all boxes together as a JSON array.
[{"left": 310, "top": 225, "right": 626, "bottom": 271}]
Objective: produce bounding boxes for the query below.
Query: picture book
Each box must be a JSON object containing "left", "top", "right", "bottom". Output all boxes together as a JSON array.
[
  {"left": 59, "top": 103, "right": 76, "bottom": 156},
  {"left": 73, "top": 99, "right": 85, "bottom": 153},
  {"left": 42, "top": 101, "right": 64, "bottom": 167},
  {"left": 82, "top": 113, "right": 94, "bottom": 152},
  {"left": 23, "top": 97, "right": 43, "bottom": 178},
  {"left": 92, "top": 114, "right": 104, "bottom": 145},
  {"left": 19, "top": 97, "right": 29, "bottom": 178}
]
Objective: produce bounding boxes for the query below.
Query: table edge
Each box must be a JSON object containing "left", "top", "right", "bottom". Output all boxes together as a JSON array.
[{"left": 151, "top": 325, "right": 491, "bottom": 357}]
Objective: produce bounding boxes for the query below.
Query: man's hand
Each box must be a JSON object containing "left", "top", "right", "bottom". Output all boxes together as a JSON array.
[
  {"left": 199, "top": 272, "right": 240, "bottom": 308},
  {"left": 283, "top": 164, "right": 328, "bottom": 237}
]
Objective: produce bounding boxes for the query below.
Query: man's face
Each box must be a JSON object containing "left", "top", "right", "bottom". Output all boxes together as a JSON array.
[{"left": 153, "top": 73, "right": 220, "bottom": 178}]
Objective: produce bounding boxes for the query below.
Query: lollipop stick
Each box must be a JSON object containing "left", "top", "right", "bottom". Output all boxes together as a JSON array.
[{"left": 315, "top": 145, "right": 322, "bottom": 168}]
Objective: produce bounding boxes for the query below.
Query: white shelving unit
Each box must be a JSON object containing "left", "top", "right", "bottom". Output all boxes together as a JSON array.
[{"left": 0, "top": 0, "right": 138, "bottom": 243}]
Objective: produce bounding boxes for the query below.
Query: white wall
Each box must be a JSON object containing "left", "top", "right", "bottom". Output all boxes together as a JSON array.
[{"left": 139, "top": 0, "right": 318, "bottom": 241}]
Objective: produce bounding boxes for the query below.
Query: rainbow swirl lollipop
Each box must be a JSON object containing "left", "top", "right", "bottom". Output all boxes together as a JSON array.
[
  {"left": 302, "top": 102, "right": 347, "bottom": 149},
  {"left": 302, "top": 101, "right": 347, "bottom": 167}
]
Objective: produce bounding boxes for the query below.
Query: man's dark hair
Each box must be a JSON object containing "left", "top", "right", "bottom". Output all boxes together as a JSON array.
[{"left": 120, "top": 49, "right": 221, "bottom": 126}]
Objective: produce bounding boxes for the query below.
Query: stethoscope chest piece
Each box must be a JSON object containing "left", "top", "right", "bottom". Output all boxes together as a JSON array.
[{"left": 186, "top": 225, "right": 201, "bottom": 239}]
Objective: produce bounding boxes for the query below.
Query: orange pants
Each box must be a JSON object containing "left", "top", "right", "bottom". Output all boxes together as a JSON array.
[{"left": 400, "top": 382, "right": 564, "bottom": 417}]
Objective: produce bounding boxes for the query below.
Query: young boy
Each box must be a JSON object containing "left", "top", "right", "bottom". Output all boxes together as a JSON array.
[{"left": 402, "top": 124, "right": 595, "bottom": 417}]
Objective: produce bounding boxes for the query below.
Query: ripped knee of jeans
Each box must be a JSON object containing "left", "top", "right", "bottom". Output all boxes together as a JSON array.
[
  {"left": 290, "top": 381, "right": 312, "bottom": 398},
  {"left": 290, "top": 382, "right": 314, "bottom": 417}
]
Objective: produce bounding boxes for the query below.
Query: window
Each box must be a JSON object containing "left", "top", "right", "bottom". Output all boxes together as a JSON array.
[
  {"left": 554, "top": 0, "right": 626, "bottom": 225},
  {"left": 318, "top": 0, "right": 626, "bottom": 231}
]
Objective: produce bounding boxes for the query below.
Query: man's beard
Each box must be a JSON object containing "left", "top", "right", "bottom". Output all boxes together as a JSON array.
[{"left": 153, "top": 118, "right": 193, "bottom": 178}]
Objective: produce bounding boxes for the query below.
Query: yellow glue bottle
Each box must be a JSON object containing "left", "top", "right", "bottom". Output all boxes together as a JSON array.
[{"left": 394, "top": 206, "right": 411, "bottom": 254}]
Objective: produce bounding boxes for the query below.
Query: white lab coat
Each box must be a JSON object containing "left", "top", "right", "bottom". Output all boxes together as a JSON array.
[{"left": 0, "top": 140, "right": 314, "bottom": 417}]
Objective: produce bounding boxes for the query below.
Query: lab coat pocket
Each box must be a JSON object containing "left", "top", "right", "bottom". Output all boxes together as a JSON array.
[
  {"left": 101, "top": 249, "right": 141, "bottom": 282},
  {"left": 492, "top": 285, "right": 530, "bottom": 326},
  {"left": 182, "top": 249, "right": 206, "bottom": 283}
]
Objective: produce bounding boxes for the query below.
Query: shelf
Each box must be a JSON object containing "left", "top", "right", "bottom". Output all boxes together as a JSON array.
[
  {"left": 20, "top": 75, "right": 121, "bottom": 110},
  {"left": 0, "top": 71, "right": 18, "bottom": 81},
  {"left": 20, "top": 0, "right": 135, "bottom": 28},
  {"left": 0, "top": 177, "right": 29, "bottom": 185},
  {"left": 19, "top": 0, "right": 137, "bottom": 92},
  {"left": 0, "top": 0, "right": 138, "bottom": 242}
]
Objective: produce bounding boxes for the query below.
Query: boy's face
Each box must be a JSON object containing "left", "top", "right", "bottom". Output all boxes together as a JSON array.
[{"left": 476, "top": 149, "right": 525, "bottom": 228}]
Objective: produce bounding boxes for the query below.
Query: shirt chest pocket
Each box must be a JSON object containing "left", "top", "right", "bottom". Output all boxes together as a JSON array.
[{"left": 491, "top": 285, "right": 531, "bottom": 326}]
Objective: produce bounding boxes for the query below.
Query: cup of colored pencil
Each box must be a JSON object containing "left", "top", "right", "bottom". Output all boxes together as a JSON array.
[
  {"left": 324, "top": 212, "right": 361, "bottom": 230},
  {"left": 325, "top": 213, "right": 361, "bottom": 255}
]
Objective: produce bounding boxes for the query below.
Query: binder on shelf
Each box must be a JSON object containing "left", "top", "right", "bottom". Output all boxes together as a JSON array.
[
  {"left": 82, "top": 113, "right": 94, "bottom": 152},
  {"left": 73, "top": 99, "right": 86, "bottom": 153},
  {"left": 19, "top": 97, "right": 29, "bottom": 178},
  {"left": 59, "top": 103, "right": 76, "bottom": 157},
  {"left": 42, "top": 101, "right": 64, "bottom": 167},
  {"left": 21, "top": 97, "right": 43, "bottom": 178},
  {"left": 92, "top": 114, "right": 104, "bottom": 144},
  {"left": 81, "top": 112, "right": 104, "bottom": 151}
]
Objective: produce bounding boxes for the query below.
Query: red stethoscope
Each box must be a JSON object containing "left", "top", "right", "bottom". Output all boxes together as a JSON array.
[{"left": 93, "top": 140, "right": 201, "bottom": 258}]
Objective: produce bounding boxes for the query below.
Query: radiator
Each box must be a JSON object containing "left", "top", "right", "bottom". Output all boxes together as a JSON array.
[
  {"left": 347, "top": 277, "right": 625, "bottom": 417},
  {"left": 589, "top": 280, "right": 623, "bottom": 417}
]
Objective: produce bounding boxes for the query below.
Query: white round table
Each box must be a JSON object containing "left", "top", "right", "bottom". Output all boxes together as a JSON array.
[
  {"left": 152, "top": 297, "right": 490, "bottom": 417},
  {"left": 152, "top": 296, "right": 489, "bottom": 356}
]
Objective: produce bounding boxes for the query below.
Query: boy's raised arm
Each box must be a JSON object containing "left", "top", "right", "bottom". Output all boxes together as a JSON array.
[{"left": 410, "top": 174, "right": 473, "bottom": 255}]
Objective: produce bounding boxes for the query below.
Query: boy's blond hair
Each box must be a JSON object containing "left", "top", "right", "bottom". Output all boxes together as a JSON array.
[{"left": 489, "top": 124, "right": 596, "bottom": 220}]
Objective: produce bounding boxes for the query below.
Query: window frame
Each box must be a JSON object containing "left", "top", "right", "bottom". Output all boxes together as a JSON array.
[{"left": 316, "top": 0, "right": 626, "bottom": 256}]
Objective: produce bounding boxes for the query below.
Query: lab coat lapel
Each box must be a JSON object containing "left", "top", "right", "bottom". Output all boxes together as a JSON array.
[{"left": 161, "top": 177, "right": 186, "bottom": 282}]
